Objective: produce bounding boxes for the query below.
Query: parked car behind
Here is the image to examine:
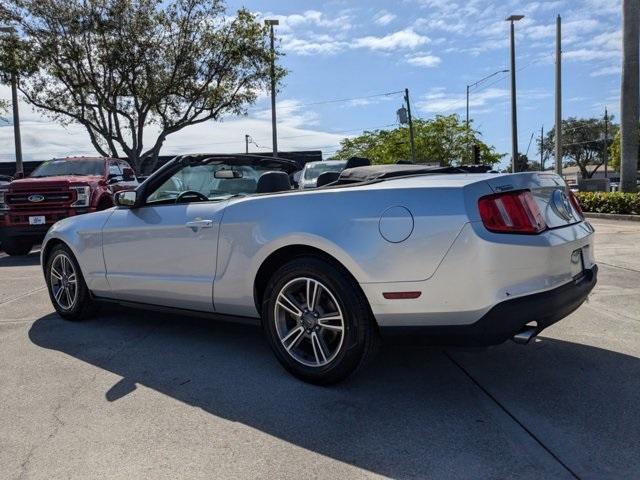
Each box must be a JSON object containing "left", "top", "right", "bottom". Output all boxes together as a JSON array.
[
  {"left": 0, "top": 156, "right": 137, "bottom": 255},
  {"left": 299, "top": 160, "right": 347, "bottom": 189}
]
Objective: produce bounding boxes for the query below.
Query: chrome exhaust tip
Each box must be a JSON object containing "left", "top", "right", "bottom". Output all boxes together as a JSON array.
[{"left": 512, "top": 326, "right": 538, "bottom": 345}]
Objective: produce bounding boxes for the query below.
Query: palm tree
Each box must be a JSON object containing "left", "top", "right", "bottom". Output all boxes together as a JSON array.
[{"left": 620, "top": 0, "right": 639, "bottom": 192}]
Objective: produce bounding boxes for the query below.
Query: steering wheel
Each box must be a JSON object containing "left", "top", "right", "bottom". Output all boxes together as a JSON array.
[{"left": 175, "top": 190, "right": 209, "bottom": 203}]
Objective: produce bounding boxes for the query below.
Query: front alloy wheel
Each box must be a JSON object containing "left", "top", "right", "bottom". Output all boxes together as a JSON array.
[
  {"left": 45, "top": 243, "right": 95, "bottom": 321},
  {"left": 50, "top": 253, "right": 78, "bottom": 310}
]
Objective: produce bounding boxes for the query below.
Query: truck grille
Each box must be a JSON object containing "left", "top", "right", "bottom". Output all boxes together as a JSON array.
[{"left": 7, "top": 187, "right": 73, "bottom": 210}]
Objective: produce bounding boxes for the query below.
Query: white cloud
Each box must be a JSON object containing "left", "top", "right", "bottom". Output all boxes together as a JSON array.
[
  {"left": 374, "top": 10, "right": 396, "bottom": 26},
  {"left": 283, "top": 37, "right": 347, "bottom": 55},
  {"left": 525, "top": 19, "right": 600, "bottom": 41},
  {"left": 564, "top": 48, "right": 617, "bottom": 62},
  {"left": 590, "top": 65, "right": 621, "bottom": 77},
  {"left": 271, "top": 10, "right": 353, "bottom": 32},
  {"left": 261, "top": 9, "right": 354, "bottom": 56},
  {"left": 353, "top": 28, "right": 429, "bottom": 51},
  {"left": 406, "top": 54, "right": 442, "bottom": 68},
  {"left": 417, "top": 87, "right": 508, "bottom": 114},
  {"left": 0, "top": 86, "right": 348, "bottom": 161}
]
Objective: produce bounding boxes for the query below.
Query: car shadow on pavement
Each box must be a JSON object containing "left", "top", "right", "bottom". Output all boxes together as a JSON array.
[
  {"left": 28, "top": 310, "right": 640, "bottom": 479},
  {"left": 0, "top": 251, "right": 41, "bottom": 267}
]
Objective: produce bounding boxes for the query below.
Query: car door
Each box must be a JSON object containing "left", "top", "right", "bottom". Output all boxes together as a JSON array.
[{"left": 101, "top": 164, "right": 227, "bottom": 312}]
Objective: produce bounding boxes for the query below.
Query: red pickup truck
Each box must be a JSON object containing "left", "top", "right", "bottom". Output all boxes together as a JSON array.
[{"left": 0, "top": 156, "right": 137, "bottom": 255}]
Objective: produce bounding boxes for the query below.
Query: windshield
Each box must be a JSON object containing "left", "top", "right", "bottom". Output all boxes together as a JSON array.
[
  {"left": 303, "top": 162, "right": 346, "bottom": 180},
  {"left": 31, "top": 159, "right": 105, "bottom": 178},
  {"left": 146, "top": 162, "right": 277, "bottom": 204}
]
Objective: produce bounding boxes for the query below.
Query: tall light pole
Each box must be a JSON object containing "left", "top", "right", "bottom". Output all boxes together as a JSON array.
[
  {"left": 265, "top": 19, "right": 279, "bottom": 158},
  {"left": 506, "top": 15, "right": 524, "bottom": 173},
  {"left": 0, "top": 26, "right": 23, "bottom": 175},
  {"left": 555, "top": 15, "right": 563, "bottom": 175},
  {"left": 466, "top": 69, "right": 508, "bottom": 161}
]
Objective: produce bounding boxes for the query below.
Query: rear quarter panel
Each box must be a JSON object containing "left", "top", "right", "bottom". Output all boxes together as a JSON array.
[{"left": 214, "top": 182, "right": 483, "bottom": 317}]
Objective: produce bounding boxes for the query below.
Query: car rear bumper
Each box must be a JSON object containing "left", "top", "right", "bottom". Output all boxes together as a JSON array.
[
  {"left": 362, "top": 220, "right": 595, "bottom": 327},
  {"left": 380, "top": 265, "right": 597, "bottom": 346}
]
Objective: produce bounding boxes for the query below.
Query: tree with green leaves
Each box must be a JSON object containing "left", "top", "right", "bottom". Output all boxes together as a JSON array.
[
  {"left": 539, "top": 117, "right": 618, "bottom": 178},
  {"left": 609, "top": 126, "right": 640, "bottom": 172},
  {"left": 0, "top": 0, "right": 281, "bottom": 173},
  {"left": 333, "top": 115, "right": 504, "bottom": 166}
]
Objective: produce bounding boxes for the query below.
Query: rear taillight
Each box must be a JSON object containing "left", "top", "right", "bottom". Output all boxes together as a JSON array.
[
  {"left": 478, "top": 190, "right": 547, "bottom": 234},
  {"left": 567, "top": 189, "right": 584, "bottom": 219}
]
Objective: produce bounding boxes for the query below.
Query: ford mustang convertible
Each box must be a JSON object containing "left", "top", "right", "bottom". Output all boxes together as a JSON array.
[{"left": 41, "top": 154, "right": 597, "bottom": 384}]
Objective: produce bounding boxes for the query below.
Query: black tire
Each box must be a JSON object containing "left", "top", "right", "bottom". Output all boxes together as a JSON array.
[
  {"left": 44, "top": 243, "right": 95, "bottom": 321},
  {"left": 1, "top": 237, "right": 34, "bottom": 256},
  {"left": 262, "top": 256, "right": 378, "bottom": 385}
]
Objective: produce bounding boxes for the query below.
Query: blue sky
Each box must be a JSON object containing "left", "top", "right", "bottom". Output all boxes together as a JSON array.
[{"left": 0, "top": 0, "right": 624, "bottom": 166}]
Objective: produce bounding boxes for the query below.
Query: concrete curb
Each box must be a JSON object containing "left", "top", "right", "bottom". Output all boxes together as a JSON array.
[{"left": 585, "top": 212, "right": 640, "bottom": 222}]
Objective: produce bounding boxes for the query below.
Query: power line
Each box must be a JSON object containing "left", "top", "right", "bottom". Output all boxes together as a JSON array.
[{"left": 245, "top": 90, "right": 404, "bottom": 114}]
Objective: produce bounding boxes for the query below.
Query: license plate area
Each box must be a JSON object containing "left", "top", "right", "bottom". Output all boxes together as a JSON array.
[
  {"left": 571, "top": 248, "right": 585, "bottom": 279},
  {"left": 28, "top": 215, "right": 46, "bottom": 225}
]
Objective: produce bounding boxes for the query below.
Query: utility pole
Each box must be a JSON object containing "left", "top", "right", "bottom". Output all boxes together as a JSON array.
[
  {"left": 9, "top": 71, "right": 22, "bottom": 175},
  {"left": 620, "top": 0, "right": 639, "bottom": 192},
  {"left": 265, "top": 19, "right": 279, "bottom": 158},
  {"left": 465, "top": 85, "right": 470, "bottom": 132},
  {"left": 0, "top": 26, "right": 22, "bottom": 175},
  {"left": 404, "top": 88, "right": 416, "bottom": 163},
  {"left": 555, "top": 15, "right": 563, "bottom": 175},
  {"left": 604, "top": 107, "right": 609, "bottom": 179},
  {"left": 540, "top": 125, "right": 544, "bottom": 171},
  {"left": 506, "top": 15, "right": 524, "bottom": 173},
  {"left": 245, "top": 134, "right": 250, "bottom": 154}
]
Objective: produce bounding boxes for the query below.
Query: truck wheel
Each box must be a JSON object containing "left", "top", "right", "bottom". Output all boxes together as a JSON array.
[
  {"left": 262, "top": 256, "right": 379, "bottom": 385},
  {"left": 45, "top": 243, "right": 95, "bottom": 321},
  {"left": 1, "top": 237, "right": 33, "bottom": 256}
]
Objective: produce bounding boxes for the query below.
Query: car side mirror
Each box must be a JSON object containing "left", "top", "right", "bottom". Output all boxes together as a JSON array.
[
  {"left": 114, "top": 190, "right": 137, "bottom": 208},
  {"left": 122, "top": 167, "right": 135, "bottom": 181},
  {"left": 14, "top": 171, "right": 24, "bottom": 179}
]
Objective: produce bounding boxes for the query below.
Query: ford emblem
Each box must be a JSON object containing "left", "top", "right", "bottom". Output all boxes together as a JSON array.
[
  {"left": 28, "top": 194, "right": 45, "bottom": 203},
  {"left": 551, "top": 190, "right": 573, "bottom": 221}
]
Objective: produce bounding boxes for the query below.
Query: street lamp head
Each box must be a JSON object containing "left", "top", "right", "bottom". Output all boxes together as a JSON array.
[
  {"left": 0, "top": 26, "right": 17, "bottom": 33},
  {"left": 506, "top": 15, "right": 524, "bottom": 22},
  {"left": 264, "top": 19, "right": 279, "bottom": 26}
]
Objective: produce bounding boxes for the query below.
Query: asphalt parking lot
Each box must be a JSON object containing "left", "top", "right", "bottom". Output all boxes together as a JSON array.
[{"left": 1, "top": 218, "right": 639, "bottom": 480}]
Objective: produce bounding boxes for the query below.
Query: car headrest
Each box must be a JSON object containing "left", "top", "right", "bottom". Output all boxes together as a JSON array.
[
  {"left": 216, "top": 178, "right": 257, "bottom": 194},
  {"left": 256, "top": 171, "right": 292, "bottom": 193},
  {"left": 345, "top": 156, "right": 371, "bottom": 169},
  {"left": 316, "top": 171, "right": 340, "bottom": 187}
]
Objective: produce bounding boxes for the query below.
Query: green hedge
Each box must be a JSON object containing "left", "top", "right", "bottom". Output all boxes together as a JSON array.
[{"left": 576, "top": 192, "right": 640, "bottom": 215}]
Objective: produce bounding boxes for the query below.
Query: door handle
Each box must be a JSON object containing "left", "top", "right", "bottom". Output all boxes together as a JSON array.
[{"left": 185, "top": 219, "right": 214, "bottom": 231}]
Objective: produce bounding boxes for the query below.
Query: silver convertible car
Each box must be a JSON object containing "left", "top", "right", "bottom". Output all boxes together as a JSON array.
[{"left": 41, "top": 154, "right": 597, "bottom": 384}]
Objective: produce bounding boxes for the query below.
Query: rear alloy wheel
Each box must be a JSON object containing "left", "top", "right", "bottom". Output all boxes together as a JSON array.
[
  {"left": 263, "top": 256, "right": 378, "bottom": 384},
  {"left": 274, "top": 277, "right": 345, "bottom": 368},
  {"left": 45, "top": 244, "right": 95, "bottom": 320}
]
